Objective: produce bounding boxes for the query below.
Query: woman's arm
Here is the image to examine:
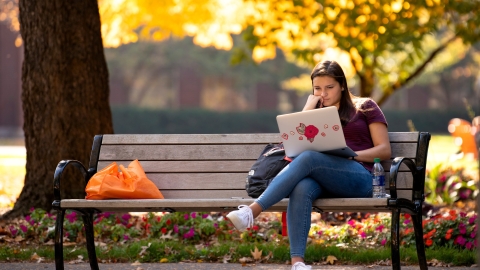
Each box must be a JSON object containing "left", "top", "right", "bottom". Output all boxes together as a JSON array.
[{"left": 353, "top": 122, "right": 391, "bottom": 162}]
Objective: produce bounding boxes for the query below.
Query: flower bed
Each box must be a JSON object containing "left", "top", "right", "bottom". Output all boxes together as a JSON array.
[{"left": 1, "top": 205, "right": 476, "bottom": 252}]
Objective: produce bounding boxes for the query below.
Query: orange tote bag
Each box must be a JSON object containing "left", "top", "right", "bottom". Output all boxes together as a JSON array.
[{"left": 85, "top": 160, "right": 164, "bottom": 200}]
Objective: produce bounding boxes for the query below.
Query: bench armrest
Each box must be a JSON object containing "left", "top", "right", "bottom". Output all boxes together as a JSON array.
[
  {"left": 52, "top": 160, "right": 89, "bottom": 210},
  {"left": 389, "top": 157, "right": 424, "bottom": 200}
]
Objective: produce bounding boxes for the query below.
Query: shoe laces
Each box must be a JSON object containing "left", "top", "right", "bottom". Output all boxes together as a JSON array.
[{"left": 237, "top": 205, "right": 254, "bottom": 228}]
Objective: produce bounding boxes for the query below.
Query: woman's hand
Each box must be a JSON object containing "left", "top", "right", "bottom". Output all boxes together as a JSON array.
[{"left": 303, "top": 95, "right": 323, "bottom": 111}]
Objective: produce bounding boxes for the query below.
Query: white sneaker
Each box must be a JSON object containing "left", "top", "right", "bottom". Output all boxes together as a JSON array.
[
  {"left": 226, "top": 205, "right": 254, "bottom": 232},
  {"left": 291, "top": 262, "right": 312, "bottom": 270}
]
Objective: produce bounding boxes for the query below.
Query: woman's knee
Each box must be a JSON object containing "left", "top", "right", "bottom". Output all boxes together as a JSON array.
[{"left": 290, "top": 178, "right": 321, "bottom": 200}]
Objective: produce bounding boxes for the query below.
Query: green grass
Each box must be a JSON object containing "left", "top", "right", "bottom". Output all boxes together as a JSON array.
[{"left": 0, "top": 241, "right": 476, "bottom": 266}]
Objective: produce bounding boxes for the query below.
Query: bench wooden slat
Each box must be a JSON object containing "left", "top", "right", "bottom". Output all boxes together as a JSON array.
[
  {"left": 140, "top": 172, "right": 414, "bottom": 190},
  {"left": 61, "top": 197, "right": 391, "bottom": 213},
  {"left": 98, "top": 143, "right": 418, "bottom": 161},
  {"left": 98, "top": 159, "right": 414, "bottom": 173},
  {"left": 102, "top": 133, "right": 281, "bottom": 144},
  {"left": 99, "top": 144, "right": 266, "bottom": 160},
  {"left": 101, "top": 132, "right": 419, "bottom": 144}
]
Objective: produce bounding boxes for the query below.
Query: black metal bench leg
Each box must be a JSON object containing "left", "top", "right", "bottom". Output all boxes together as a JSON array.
[
  {"left": 413, "top": 213, "right": 428, "bottom": 270},
  {"left": 82, "top": 213, "right": 99, "bottom": 270},
  {"left": 54, "top": 209, "right": 65, "bottom": 270},
  {"left": 391, "top": 209, "right": 401, "bottom": 270}
]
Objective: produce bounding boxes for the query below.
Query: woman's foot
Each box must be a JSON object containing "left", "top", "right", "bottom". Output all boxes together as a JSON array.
[
  {"left": 226, "top": 205, "right": 254, "bottom": 231},
  {"left": 291, "top": 262, "right": 311, "bottom": 269}
]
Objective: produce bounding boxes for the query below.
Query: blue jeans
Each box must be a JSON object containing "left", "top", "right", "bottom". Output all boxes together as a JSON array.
[{"left": 254, "top": 151, "right": 372, "bottom": 258}]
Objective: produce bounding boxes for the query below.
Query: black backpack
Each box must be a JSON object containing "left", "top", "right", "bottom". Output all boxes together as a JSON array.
[{"left": 245, "top": 143, "right": 291, "bottom": 198}]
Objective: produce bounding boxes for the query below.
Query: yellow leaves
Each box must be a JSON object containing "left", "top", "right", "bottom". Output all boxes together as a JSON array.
[
  {"left": 349, "top": 27, "right": 360, "bottom": 38},
  {"left": 99, "top": 0, "right": 244, "bottom": 50},
  {"left": 378, "top": 26, "right": 386, "bottom": 34},
  {"left": 391, "top": 0, "right": 404, "bottom": 13},
  {"left": 416, "top": 7, "right": 430, "bottom": 26},
  {"left": 362, "top": 36, "right": 375, "bottom": 52},
  {"left": 355, "top": 15, "right": 367, "bottom": 24},
  {"left": 252, "top": 45, "right": 276, "bottom": 62},
  {"left": 324, "top": 7, "right": 340, "bottom": 20},
  {"left": 159, "top": 258, "right": 169, "bottom": 263}
]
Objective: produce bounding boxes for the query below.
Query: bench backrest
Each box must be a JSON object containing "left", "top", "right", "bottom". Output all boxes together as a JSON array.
[{"left": 88, "top": 132, "right": 430, "bottom": 200}]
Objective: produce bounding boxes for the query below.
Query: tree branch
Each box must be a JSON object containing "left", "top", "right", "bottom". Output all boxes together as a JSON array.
[{"left": 377, "top": 34, "right": 459, "bottom": 106}]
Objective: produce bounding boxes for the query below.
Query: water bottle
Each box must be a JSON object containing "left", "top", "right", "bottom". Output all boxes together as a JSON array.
[{"left": 372, "top": 158, "right": 386, "bottom": 198}]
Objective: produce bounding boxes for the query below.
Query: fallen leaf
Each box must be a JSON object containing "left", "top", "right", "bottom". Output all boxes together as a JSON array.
[
  {"left": 131, "top": 260, "right": 142, "bottom": 266},
  {"left": 14, "top": 235, "right": 24, "bottom": 242},
  {"left": 160, "top": 258, "right": 168, "bottom": 263},
  {"left": 30, "top": 253, "right": 40, "bottom": 260},
  {"left": 326, "top": 255, "right": 337, "bottom": 265},
  {"left": 68, "top": 255, "right": 84, "bottom": 264},
  {"left": 250, "top": 246, "right": 262, "bottom": 260},
  {"left": 138, "top": 243, "right": 151, "bottom": 256},
  {"left": 44, "top": 239, "right": 55, "bottom": 246},
  {"left": 222, "top": 254, "right": 231, "bottom": 264},
  {"left": 262, "top": 251, "right": 273, "bottom": 261},
  {"left": 239, "top": 257, "right": 253, "bottom": 263},
  {"left": 160, "top": 230, "right": 174, "bottom": 240}
]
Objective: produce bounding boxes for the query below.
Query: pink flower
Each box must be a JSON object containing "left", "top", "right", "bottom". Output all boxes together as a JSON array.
[
  {"left": 184, "top": 213, "right": 189, "bottom": 220},
  {"left": 381, "top": 239, "right": 387, "bottom": 246},
  {"left": 459, "top": 223, "right": 466, "bottom": 234},
  {"left": 403, "top": 219, "right": 411, "bottom": 225},
  {"left": 470, "top": 231, "right": 476, "bottom": 239},
  {"left": 468, "top": 215, "right": 477, "bottom": 225},
  {"left": 20, "top": 224, "right": 27, "bottom": 233},
  {"left": 360, "top": 232, "right": 366, "bottom": 238},
  {"left": 65, "top": 211, "right": 77, "bottom": 223},
  {"left": 347, "top": 220, "right": 356, "bottom": 227},
  {"left": 9, "top": 226, "right": 18, "bottom": 237},
  {"left": 123, "top": 235, "right": 130, "bottom": 241},
  {"left": 455, "top": 235, "right": 466, "bottom": 246},
  {"left": 183, "top": 228, "right": 195, "bottom": 239},
  {"left": 375, "top": 225, "right": 384, "bottom": 232},
  {"left": 460, "top": 212, "right": 467, "bottom": 218},
  {"left": 191, "top": 212, "right": 197, "bottom": 219},
  {"left": 465, "top": 242, "right": 473, "bottom": 250},
  {"left": 202, "top": 214, "right": 209, "bottom": 219},
  {"left": 25, "top": 215, "right": 35, "bottom": 226},
  {"left": 173, "top": 224, "right": 179, "bottom": 233}
]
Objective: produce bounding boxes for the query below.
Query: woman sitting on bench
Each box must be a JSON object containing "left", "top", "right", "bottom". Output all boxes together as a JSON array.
[{"left": 227, "top": 60, "right": 391, "bottom": 270}]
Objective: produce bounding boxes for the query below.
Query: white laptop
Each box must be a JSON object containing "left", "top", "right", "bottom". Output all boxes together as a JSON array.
[{"left": 276, "top": 106, "right": 357, "bottom": 158}]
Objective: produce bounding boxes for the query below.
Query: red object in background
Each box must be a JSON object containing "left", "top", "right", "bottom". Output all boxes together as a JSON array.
[{"left": 282, "top": 212, "right": 288, "bottom": 236}]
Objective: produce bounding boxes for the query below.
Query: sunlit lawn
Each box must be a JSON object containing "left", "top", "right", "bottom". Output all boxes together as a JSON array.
[{"left": 0, "top": 134, "right": 478, "bottom": 208}]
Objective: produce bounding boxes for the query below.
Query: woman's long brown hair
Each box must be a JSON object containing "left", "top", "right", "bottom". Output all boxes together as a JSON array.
[{"left": 310, "top": 60, "right": 356, "bottom": 126}]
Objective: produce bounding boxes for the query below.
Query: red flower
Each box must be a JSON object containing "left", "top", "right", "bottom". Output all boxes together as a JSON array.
[
  {"left": 161, "top": 228, "right": 167, "bottom": 234},
  {"left": 304, "top": 125, "right": 319, "bottom": 139},
  {"left": 425, "top": 239, "right": 433, "bottom": 246}
]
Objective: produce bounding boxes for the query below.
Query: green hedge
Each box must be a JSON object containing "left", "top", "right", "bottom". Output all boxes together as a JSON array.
[{"left": 112, "top": 106, "right": 478, "bottom": 134}]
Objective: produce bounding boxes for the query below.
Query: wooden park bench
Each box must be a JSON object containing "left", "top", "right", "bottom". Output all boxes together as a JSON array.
[{"left": 53, "top": 132, "right": 431, "bottom": 270}]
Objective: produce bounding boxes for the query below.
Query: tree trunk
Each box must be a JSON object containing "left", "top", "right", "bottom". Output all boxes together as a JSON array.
[{"left": 1, "top": 0, "right": 113, "bottom": 219}]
